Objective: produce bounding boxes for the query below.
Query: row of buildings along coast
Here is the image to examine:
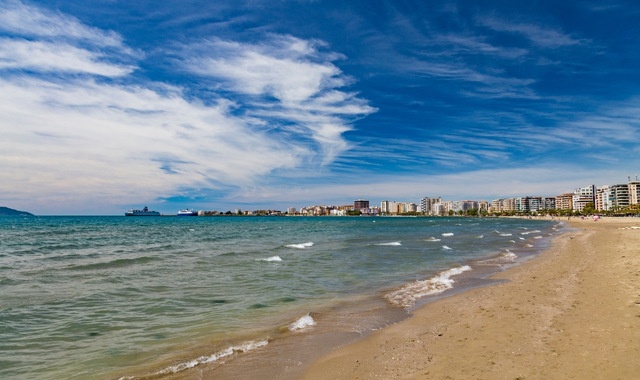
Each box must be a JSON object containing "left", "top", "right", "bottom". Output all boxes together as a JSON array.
[{"left": 291, "top": 177, "right": 640, "bottom": 216}]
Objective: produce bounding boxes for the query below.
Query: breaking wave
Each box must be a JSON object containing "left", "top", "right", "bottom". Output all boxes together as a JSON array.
[
  {"left": 376, "top": 241, "right": 402, "bottom": 246},
  {"left": 289, "top": 314, "right": 316, "bottom": 331},
  {"left": 119, "top": 340, "right": 269, "bottom": 379},
  {"left": 385, "top": 265, "right": 472, "bottom": 309},
  {"left": 256, "top": 256, "right": 283, "bottom": 262},
  {"left": 286, "top": 242, "right": 314, "bottom": 249}
]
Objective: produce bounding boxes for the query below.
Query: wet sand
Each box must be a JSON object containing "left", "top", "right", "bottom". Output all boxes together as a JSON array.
[{"left": 303, "top": 217, "right": 640, "bottom": 379}]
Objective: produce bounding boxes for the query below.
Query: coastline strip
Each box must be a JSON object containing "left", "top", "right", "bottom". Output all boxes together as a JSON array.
[{"left": 302, "top": 218, "right": 640, "bottom": 379}]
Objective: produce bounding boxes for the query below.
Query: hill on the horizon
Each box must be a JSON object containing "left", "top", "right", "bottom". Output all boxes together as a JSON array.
[{"left": 0, "top": 206, "right": 34, "bottom": 216}]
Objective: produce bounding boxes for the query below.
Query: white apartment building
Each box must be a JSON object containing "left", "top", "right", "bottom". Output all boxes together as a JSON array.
[{"left": 573, "top": 185, "right": 596, "bottom": 212}]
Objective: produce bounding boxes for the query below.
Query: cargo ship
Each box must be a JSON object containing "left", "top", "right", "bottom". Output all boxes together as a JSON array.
[{"left": 124, "top": 206, "right": 161, "bottom": 216}]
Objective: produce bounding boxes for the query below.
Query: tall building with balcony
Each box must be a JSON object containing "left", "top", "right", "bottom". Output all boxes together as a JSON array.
[
  {"left": 629, "top": 179, "right": 640, "bottom": 205},
  {"left": 597, "top": 183, "right": 631, "bottom": 211},
  {"left": 573, "top": 185, "right": 596, "bottom": 212},
  {"left": 420, "top": 196, "right": 443, "bottom": 215},
  {"left": 555, "top": 193, "right": 573, "bottom": 210},
  {"left": 354, "top": 199, "right": 369, "bottom": 211}
]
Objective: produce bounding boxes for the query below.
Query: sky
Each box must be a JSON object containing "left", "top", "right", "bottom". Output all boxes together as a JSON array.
[{"left": 1, "top": 0, "right": 640, "bottom": 215}]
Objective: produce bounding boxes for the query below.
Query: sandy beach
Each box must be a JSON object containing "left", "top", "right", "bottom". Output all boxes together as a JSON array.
[{"left": 302, "top": 217, "right": 640, "bottom": 379}]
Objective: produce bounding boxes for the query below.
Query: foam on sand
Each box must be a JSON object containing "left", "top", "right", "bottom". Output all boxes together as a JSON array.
[
  {"left": 120, "top": 340, "right": 270, "bottom": 378},
  {"left": 289, "top": 314, "right": 316, "bottom": 331},
  {"left": 385, "top": 265, "right": 472, "bottom": 309}
]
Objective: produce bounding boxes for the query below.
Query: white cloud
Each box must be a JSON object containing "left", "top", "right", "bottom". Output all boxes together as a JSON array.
[
  {"left": 0, "top": 76, "right": 302, "bottom": 212},
  {"left": 180, "top": 35, "right": 376, "bottom": 164},
  {"left": 479, "top": 17, "right": 585, "bottom": 48},
  {"left": 0, "top": 2, "right": 376, "bottom": 214},
  {"left": 0, "top": 38, "right": 134, "bottom": 76},
  {"left": 0, "top": 0, "right": 124, "bottom": 47}
]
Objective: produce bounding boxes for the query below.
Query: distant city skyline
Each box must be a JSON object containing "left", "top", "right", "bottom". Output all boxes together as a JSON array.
[{"left": 2, "top": 1, "right": 640, "bottom": 215}]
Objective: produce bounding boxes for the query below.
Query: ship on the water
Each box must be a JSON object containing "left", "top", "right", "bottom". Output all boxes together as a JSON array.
[
  {"left": 124, "top": 206, "right": 161, "bottom": 216},
  {"left": 177, "top": 209, "right": 198, "bottom": 216}
]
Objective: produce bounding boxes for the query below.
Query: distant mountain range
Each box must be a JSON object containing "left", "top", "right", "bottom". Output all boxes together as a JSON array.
[{"left": 0, "top": 206, "right": 34, "bottom": 216}]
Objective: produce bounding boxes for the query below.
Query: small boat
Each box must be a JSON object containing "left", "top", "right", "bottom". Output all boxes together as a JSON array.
[
  {"left": 177, "top": 209, "right": 198, "bottom": 216},
  {"left": 125, "top": 206, "right": 160, "bottom": 216}
]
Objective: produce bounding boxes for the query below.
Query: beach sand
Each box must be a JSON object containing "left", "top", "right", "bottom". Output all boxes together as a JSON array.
[{"left": 302, "top": 217, "right": 640, "bottom": 379}]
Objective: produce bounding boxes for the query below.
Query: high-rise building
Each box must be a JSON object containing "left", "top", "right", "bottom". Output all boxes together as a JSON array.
[
  {"left": 629, "top": 178, "right": 640, "bottom": 205},
  {"left": 555, "top": 193, "right": 573, "bottom": 210},
  {"left": 573, "top": 185, "right": 596, "bottom": 212},
  {"left": 354, "top": 199, "right": 369, "bottom": 211},
  {"left": 420, "top": 196, "right": 442, "bottom": 215}
]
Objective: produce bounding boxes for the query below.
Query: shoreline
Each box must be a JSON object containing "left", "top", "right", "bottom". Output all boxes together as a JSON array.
[
  {"left": 302, "top": 217, "right": 640, "bottom": 379},
  {"left": 155, "top": 218, "right": 563, "bottom": 380}
]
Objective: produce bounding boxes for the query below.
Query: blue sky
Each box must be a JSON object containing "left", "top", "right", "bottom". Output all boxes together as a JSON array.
[{"left": 1, "top": 0, "right": 639, "bottom": 215}]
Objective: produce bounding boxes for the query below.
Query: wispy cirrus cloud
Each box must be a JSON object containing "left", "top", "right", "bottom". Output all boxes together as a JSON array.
[
  {"left": 0, "top": 38, "right": 134, "bottom": 76},
  {"left": 0, "top": 0, "right": 124, "bottom": 47},
  {"left": 479, "top": 16, "right": 586, "bottom": 48},
  {"left": 0, "top": 1, "right": 375, "bottom": 213},
  {"left": 0, "top": 0, "right": 136, "bottom": 76},
  {"left": 179, "top": 35, "right": 376, "bottom": 163}
]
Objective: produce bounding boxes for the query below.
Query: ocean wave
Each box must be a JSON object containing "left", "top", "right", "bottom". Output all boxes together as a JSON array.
[
  {"left": 477, "top": 234, "right": 484, "bottom": 238},
  {"left": 285, "top": 242, "right": 314, "bottom": 249},
  {"left": 442, "top": 245, "right": 452, "bottom": 250},
  {"left": 68, "top": 256, "right": 160, "bottom": 271},
  {"left": 520, "top": 230, "right": 541, "bottom": 235},
  {"left": 385, "top": 265, "right": 472, "bottom": 309},
  {"left": 256, "top": 256, "right": 283, "bottom": 262},
  {"left": 376, "top": 241, "right": 402, "bottom": 246},
  {"left": 288, "top": 314, "right": 316, "bottom": 331},
  {"left": 145, "top": 340, "right": 269, "bottom": 377},
  {"left": 424, "top": 237, "right": 441, "bottom": 242},
  {"left": 441, "top": 232, "right": 454, "bottom": 237},
  {"left": 499, "top": 233, "right": 512, "bottom": 236},
  {"left": 503, "top": 250, "right": 517, "bottom": 260}
]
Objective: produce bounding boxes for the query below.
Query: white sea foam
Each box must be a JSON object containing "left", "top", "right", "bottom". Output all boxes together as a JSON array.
[
  {"left": 520, "top": 230, "right": 541, "bottom": 235},
  {"left": 526, "top": 244, "right": 534, "bottom": 247},
  {"left": 425, "top": 237, "right": 441, "bottom": 242},
  {"left": 477, "top": 234, "right": 484, "bottom": 239},
  {"left": 442, "top": 245, "right": 452, "bottom": 250},
  {"left": 376, "top": 241, "right": 402, "bottom": 246},
  {"left": 152, "top": 339, "right": 269, "bottom": 376},
  {"left": 534, "top": 236, "right": 543, "bottom": 239},
  {"left": 286, "top": 242, "right": 314, "bottom": 249},
  {"left": 499, "top": 233, "right": 512, "bottom": 236},
  {"left": 441, "top": 232, "right": 454, "bottom": 236},
  {"left": 385, "top": 265, "right": 472, "bottom": 308},
  {"left": 289, "top": 314, "right": 316, "bottom": 331},
  {"left": 503, "top": 250, "right": 517, "bottom": 260},
  {"left": 257, "top": 256, "right": 283, "bottom": 262}
]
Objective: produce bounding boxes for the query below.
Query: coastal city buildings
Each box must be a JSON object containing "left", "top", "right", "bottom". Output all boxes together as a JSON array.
[
  {"left": 208, "top": 176, "right": 639, "bottom": 217},
  {"left": 286, "top": 176, "right": 639, "bottom": 216}
]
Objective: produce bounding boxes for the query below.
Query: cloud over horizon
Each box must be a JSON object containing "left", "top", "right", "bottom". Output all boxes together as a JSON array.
[
  {"left": 1, "top": 0, "right": 639, "bottom": 214},
  {"left": 0, "top": 1, "right": 376, "bottom": 213}
]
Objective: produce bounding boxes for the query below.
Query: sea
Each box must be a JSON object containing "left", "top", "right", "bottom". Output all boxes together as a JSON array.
[{"left": 0, "top": 215, "right": 564, "bottom": 379}]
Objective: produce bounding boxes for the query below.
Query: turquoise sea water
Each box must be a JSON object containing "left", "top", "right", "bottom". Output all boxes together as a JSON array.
[{"left": 0, "top": 216, "right": 561, "bottom": 379}]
